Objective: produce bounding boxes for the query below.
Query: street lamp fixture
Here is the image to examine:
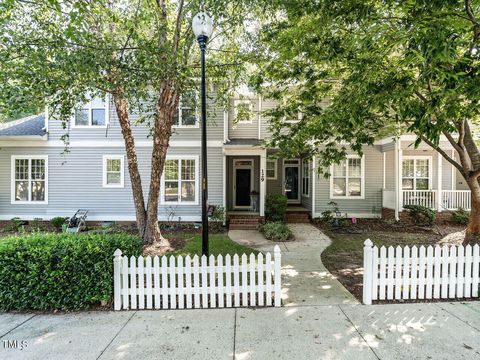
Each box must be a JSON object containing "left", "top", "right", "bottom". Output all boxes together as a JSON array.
[{"left": 192, "top": 11, "right": 213, "bottom": 256}]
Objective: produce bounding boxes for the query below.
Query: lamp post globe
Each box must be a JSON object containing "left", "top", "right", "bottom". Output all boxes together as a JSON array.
[{"left": 193, "top": 11, "right": 213, "bottom": 256}]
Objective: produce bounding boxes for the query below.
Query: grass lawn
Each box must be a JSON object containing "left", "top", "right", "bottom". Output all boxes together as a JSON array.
[
  {"left": 318, "top": 219, "right": 466, "bottom": 302},
  {"left": 166, "top": 232, "right": 258, "bottom": 257}
]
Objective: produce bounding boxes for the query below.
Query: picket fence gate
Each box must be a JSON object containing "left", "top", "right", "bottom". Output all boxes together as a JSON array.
[
  {"left": 363, "top": 239, "right": 480, "bottom": 305},
  {"left": 113, "top": 246, "right": 282, "bottom": 310}
]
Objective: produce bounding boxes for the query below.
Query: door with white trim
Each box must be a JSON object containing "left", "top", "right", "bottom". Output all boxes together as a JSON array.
[
  {"left": 283, "top": 159, "right": 300, "bottom": 203},
  {"left": 233, "top": 159, "right": 254, "bottom": 209}
]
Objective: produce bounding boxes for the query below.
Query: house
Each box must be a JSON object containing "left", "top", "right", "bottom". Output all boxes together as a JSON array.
[{"left": 0, "top": 90, "right": 471, "bottom": 229}]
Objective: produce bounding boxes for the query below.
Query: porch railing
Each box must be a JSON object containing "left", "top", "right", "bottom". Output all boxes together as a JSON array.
[{"left": 402, "top": 190, "right": 471, "bottom": 211}]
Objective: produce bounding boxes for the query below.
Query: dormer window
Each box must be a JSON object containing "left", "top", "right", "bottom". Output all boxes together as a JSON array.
[
  {"left": 73, "top": 96, "right": 108, "bottom": 128},
  {"left": 173, "top": 91, "right": 198, "bottom": 127}
]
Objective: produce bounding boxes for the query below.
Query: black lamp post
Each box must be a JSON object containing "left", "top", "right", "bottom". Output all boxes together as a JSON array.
[{"left": 192, "top": 12, "right": 213, "bottom": 256}]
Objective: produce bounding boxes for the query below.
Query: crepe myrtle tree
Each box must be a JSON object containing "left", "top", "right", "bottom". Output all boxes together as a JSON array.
[
  {"left": 252, "top": 0, "right": 480, "bottom": 244},
  {"left": 0, "top": 0, "right": 258, "bottom": 246}
]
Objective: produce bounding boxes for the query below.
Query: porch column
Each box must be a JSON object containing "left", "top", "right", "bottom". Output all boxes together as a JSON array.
[
  {"left": 395, "top": 138, "right": 402, "bottom": 221},
  {"left": 222, "top": 153, "right": 227, "bottom": 225},
  {"left": 437, "top": 153, "right": 443, "bottom": 212},
  {"left": 260, "top": 150, "right": 267, "bottom": 217}
]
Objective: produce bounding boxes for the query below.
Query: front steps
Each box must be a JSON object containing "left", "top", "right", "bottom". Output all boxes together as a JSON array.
[
  {"left": 285, "top": 207, "right": 310, "bottom": 223},
  {"left": 228, "top": 214, "right": 262, "bottom": 230}
]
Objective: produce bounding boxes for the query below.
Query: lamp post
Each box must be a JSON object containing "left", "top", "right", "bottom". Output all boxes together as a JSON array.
[{"left": 192, "top": 12, "right": 213, "bottom": 256}]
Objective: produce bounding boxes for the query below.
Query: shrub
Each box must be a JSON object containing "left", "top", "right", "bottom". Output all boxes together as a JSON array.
[
  {"left": 403, "top": 204, "right": 436, "bottom": 226},
  {"left": 4, "top": 217, "right": 27, "bottom": 233},
  {"left": 209, "top": 206, "right": 226, "bottom": 233},
  {"left": 265, "top": 194, "right": 288, "bottom": 222},
  {"left": 258, "top": 222, "right": 292, "bottom": 242},
  {"left": 451, "top": 208, "right": 470, "bottom": 225},
  {"left": 0, "top": 233, "right": 142, "bottom": 310},
  {"left": 50, "top": 217, "right": 69, "bottom": 232}
]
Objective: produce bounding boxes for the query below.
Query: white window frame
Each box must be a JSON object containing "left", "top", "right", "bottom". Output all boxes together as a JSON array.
[
  {"left": 72, "top": 95, "right": 110, "bottom": 129},
  {"left": 160, "top": 155, "right": 199, "bottom": 205},
  {"left": 11, "top": 155, "right": 48, "bottom": 204},
  {"left": 234, "top": 99, "right": 254, "bottom": 124},
  {"left": 266, "top": 159, "right": 277, "bottom": 180},
  {"left": 103, "top": 155, "right": 125, "bottom": 188},
  {"left": 173, "top": 91, "right": 199, "bottom": 128},
  {"left": 402, "top": 156, "right": 433, "bottom": 191},
  {"left": 302, "top": 159, "right": 310, "bottom": 197},
  {"left": 330, "top": 155, "right": 365, "bottom": 199}
]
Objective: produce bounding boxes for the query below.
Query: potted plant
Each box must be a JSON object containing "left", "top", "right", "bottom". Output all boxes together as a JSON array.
[{"left": 250, "top": 190, "right": 259, "bottom": 212}]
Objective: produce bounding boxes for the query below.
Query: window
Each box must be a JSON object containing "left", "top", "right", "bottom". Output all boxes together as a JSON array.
[
  {"left": 302, "top": 160, "right": 310, "bottom": 197},
  {"left": 11, "top": 156, "right": 48, "bottom": 204},
  {"left": 161, "top": 157, "right": 198, "bottom": 204},
  {"left": 266, "top": 160, "right": 277, "bottom": 180},
  {"left": 103, "top": 155, "right": 124, "bottom": 188},
  {"left": 173, "top": 91, "right": 198, "bottom": 127},
  {"left": 74, "top": 96, "right": 108, "bottom": 127},
  {"left": 284, "top": 112, "right": 303, "bottom": 124},
  {"left": 330, "top": 156, "right": 364, "bottom": 198},
  {"left": 233, "top": 99, "right": 254, "bottom": 124},
  {"left": 402, "top": 157, "right": 431, "bottom": 190}
]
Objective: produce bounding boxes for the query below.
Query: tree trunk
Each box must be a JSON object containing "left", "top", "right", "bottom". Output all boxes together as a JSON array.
[
  {"left": 465, "top": 177, "right": 480, "bottom": 245},
  {"left": 143, "top": 82, "right": 179, "bottom": 245},
  {"left": 112, "top": 89, "right": 148, "bottom": 239}
]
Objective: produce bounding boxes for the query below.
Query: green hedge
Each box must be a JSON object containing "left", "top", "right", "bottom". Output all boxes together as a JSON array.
[{"left": 0, "top": 233, "right": 142, "bottom": 310}]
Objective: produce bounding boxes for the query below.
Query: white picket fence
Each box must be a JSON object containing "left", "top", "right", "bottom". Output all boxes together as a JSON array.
[
  {"left": 113, "top": 246, "right": 282, "bottom": 310},
  {"left": 363, "top": 239, "right": 480, "bottom": 305}
]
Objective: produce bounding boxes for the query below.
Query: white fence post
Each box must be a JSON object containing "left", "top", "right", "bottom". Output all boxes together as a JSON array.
[
  {"left": 113, "top": 249, "right": 122, "bottom": 311},
  {"left": 274, "top": 245, "right": 282, "bottom": 307},
  {"left": 363, "top": 239, "right": 374, "bottom": 305}
]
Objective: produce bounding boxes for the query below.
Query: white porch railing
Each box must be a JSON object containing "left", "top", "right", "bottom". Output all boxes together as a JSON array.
[
  {"left": 402, "top": 190, "right": 471, "bottom": 211},
  {"left": 402, "top": 190, "right": 437, "bottom": 209},
  {"left": 441, "top": 190, "right": 471, "bottom": 211}
]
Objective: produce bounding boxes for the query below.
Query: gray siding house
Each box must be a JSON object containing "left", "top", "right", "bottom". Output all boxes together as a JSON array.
[{"left": 0, "top": 91, "right": 472, "bottom": 227}]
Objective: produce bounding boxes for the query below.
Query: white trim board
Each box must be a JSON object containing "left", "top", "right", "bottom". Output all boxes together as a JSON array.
[
  {"left": 0, "top": 214, "right": 203, "bottom": 222},
  {"left": 0, "top": 140, "right": 225, "bottom": 148}
]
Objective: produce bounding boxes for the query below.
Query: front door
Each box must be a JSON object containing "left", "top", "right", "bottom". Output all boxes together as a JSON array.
[
  {"left": 284, "top": 159, "right": 300, "bottom": 203},
  {"left": 234, "top": 159, "right": 253, "bottom": 208}
]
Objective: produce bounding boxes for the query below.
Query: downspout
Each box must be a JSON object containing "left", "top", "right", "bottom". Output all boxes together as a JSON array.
[{"left": 394, "top": 138, "right": 400, "bottom": 221}]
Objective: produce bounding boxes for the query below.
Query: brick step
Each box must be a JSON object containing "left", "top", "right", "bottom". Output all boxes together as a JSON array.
[
  {"left": 229, "top": 224, "right": 259, "bottom": 230},
  {"left": 285, "top": 213, "right": 310, "bottom": 223}
]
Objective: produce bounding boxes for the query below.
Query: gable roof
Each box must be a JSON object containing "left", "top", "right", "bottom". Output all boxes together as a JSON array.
[{"left": 0, "top": 114, "right": 46, "bottom": 138}]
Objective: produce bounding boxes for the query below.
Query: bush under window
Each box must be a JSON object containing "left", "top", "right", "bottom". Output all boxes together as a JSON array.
[{"left": 0, "top": 233, "right": 142, "bottom": 310}]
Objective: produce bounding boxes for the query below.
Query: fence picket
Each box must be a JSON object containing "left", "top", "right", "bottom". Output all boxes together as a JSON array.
[
  {"left": 410, "top": 246, "right": 418, "bottom": 299},
  {"left": 274, "top": 246, "right": 282, "bottom": 307},
  {"left": 257, "top": 253, "right": 264, "bottom": 306},
  {"left": 161, "top": 256, "right": 168, "bottom": 309},
  {"left": 433, "top": 246, "right": 442, "bottom": 298},
  {"left": 209, "top": 255, "right": 216, "bottom": 308},
  {"left": 185, "top": 255, "right": 192, "bottom": 309},
  {"left": 130, "top": 256, "right": 137, "bottom": 310},
  {"left": 218, "top": 255, "right": 224, "bottom": 308},
  {"left": 379, "top": 247, "right": 387, "bottom": 300},
  {"left": 457, "top": 246, "right": 464, "bottom": 298},
  {"left": 372, "top": 246, "right": 379, "bottom": 301},
  {"left": 233, "top": 254, "right": 240, "bottom": 307},
  {"left": 193, "top": 255, "right": 200, "bottom": 308},
  {"left": 122, "top": 255, "right": 129, "bottom": 310},
  {"left": 441, "top": 246, "right": 449, "bottom": 299},
  {"left": 241, "top": 254, "right": 248, "bottom": 306},
  {"left": 472, "top": 245, "right": 479, "bottom": 297},
  {"left": 177, "top": 256, "right": 184, "bottom": 309},
  {"left": 425, "top": 246, "right": 434, "bottom": 299},
  {"left": 265, "top": 252, "right": 272, "bottom": 306},
  {"left": 145, "top": 256, "right": 152, "bottom": 309},
  {"left": 464, "top": 245, "right": 472, "bottom": 297},
  {"left": 137, "top": 256, "right": 145, "bottom": 310},
  {"left": 418, "top": 246, "right": 426, "bottom": 299},
  {"left": 201, "top": 255, "right": 208, "bottom": 308},
  {"left": 448, "top": 246, "right": 457, "bottom": 299},
  {"left": 153, "top": 256, "right": 160, "bottom": 309},
  {"left": 113, "top": 250, "right": 122, "bottom": 311},
  {"left": 249, "top": 253, "right": 256, "bottom": 307},
  {"left": 225, "top": 254, "right": 232, "bottom": 307},
  {"left": 394, "top": 246, "right": 402, "bottom": 300},
  {"left": 387, "top": 246, "right": 395, "bottom": 300},
  {"left": 402, "top": 246, "right": 410, "bottom": 299}
]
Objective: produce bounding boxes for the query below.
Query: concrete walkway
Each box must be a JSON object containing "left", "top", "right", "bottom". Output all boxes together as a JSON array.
[
  {"left": 229, "top": 223, "right": 358, "bottom": 306},
  {"left": 1, "top": 302, "right": 479, "bottom": 359}
]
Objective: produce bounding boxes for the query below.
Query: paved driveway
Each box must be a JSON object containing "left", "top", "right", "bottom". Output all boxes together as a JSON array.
[{"left": 1, "top": 302, "right": 479, "bottom": 359}]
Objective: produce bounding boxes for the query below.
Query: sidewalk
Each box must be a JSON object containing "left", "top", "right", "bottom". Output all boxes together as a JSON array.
[{"left": 1, "top": 302, "right": 479, "bottom": 359}]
